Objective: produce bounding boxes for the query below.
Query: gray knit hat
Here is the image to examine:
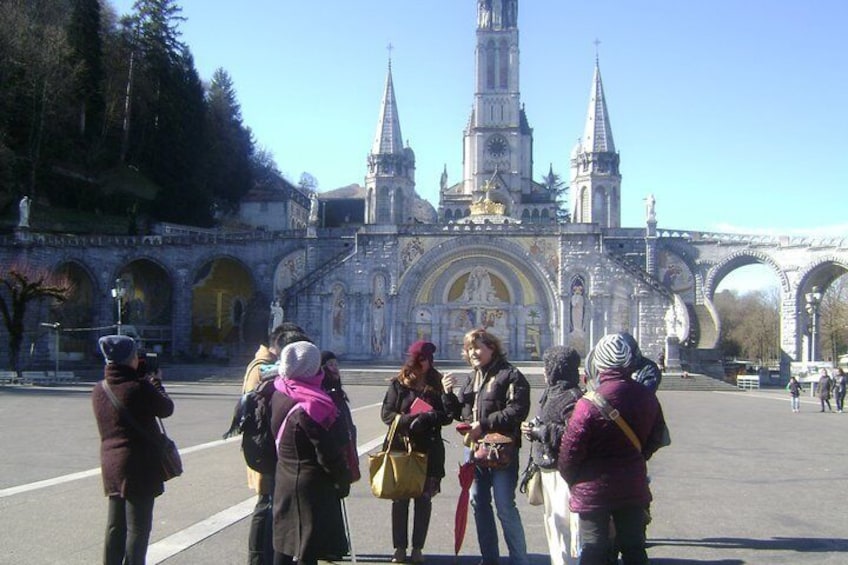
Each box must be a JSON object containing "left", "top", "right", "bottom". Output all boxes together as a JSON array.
[
  {"left": 543, "top": 345, "right": 581, "bottom": 386},
  {"left": 98, "top": 335, "right": 138, "bottom": 366},
  {"left": 278, "top": 341, "right": 322, "bottom": 381}
]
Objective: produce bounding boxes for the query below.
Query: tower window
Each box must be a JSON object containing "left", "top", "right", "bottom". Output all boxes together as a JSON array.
[
  {"left": 499, "top": 39, "right": 509, "bottom": 89},
  {"left": 486, "top": 41, "right": 496, "bottom": 89}
]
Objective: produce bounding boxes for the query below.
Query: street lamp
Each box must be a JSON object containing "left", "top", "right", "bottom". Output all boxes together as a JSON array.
[
  {"left": 805, "top": 285, "right": 823, "bottom": 361},
  {"left": 111, "top": 278, "right": 129, "bottom": 335}
]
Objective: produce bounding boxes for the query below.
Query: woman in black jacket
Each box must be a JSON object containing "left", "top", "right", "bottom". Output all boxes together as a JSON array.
[
  {"left": 441, "top": 328, "right": 531, "bottom": 565},
  {"left": 521, "top": 346, "right": 583, "bottom": 565},
  {"left": 91, "top": 335, "right": 174, "bottom": 565},
  {"left": 380, "top": 341, "right": 451, "bottom": 564}
]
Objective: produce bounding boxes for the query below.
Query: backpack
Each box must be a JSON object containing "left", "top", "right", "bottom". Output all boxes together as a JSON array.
[{"left": 222, "top": 367, "right": 278, "bottom": 475}]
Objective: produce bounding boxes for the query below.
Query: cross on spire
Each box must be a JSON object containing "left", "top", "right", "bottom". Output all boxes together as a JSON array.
[
  {"left": 593, "top": 38, "right": 601, "bottom": 64},
  {"left": 387, "top": 42, "right": 394, "bottom": 67}
]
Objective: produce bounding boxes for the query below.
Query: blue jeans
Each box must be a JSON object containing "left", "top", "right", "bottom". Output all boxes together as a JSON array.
[{"left": 470, "top": 458, "right": 528, "bottom": 565}]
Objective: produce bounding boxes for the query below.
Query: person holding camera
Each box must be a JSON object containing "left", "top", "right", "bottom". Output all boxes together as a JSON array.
[
  {"left": 521, "top": 346, "right": 583, "bottom": 565},
  {"left": 91, "top": 335, "right": 174, "bottom": 565}
]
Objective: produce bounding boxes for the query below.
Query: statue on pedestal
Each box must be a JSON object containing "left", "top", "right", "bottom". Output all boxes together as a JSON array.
[
  {"left": 269, "top": 299, "right": 284, "bottom": 331},
  {"left": 18, "top": 196, "right": 31, "bottom": 228}
]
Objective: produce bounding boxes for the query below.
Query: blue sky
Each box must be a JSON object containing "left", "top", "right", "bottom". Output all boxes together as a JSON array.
[{"left": 109, "top": 1, "right": 847, "bottom": 291}]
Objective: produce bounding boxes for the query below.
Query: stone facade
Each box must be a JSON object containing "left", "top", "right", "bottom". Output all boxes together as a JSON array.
[{"left": 2, "top": 2, "right": 847, "bottom": 373}]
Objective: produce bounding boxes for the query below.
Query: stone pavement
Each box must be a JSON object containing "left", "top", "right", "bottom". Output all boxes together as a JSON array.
[{"left": 1, "top": 374, "right": 846, "bottom": 564}]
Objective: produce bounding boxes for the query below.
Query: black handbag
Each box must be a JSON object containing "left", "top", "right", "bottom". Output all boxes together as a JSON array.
[{"left": 102, "top": 380, "right": 183, "bottom": 481}]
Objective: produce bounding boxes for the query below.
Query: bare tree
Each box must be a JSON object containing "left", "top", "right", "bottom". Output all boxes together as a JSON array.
[
  {"left": 0, "top": 264, "right": 71, "bottom": 379},
  {"left": 820, "top": 274, "right": 848, "bottom": 363}
]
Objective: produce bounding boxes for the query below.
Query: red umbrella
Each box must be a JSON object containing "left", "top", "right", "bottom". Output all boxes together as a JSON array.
[{"left": 454, "top": 461, "right": 476, "bottom": 557}]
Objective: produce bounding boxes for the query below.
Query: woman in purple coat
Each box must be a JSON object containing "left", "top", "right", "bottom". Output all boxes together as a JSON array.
[{"left": 558, "top": 333, "right": 667, "bottom": 565}]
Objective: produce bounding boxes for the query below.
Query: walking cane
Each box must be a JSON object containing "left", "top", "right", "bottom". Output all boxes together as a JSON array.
[{"left": 341, "top": 498, "right": 357, "bottom": 564}]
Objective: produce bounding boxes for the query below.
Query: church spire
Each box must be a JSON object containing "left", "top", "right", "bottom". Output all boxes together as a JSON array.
[
  {"left": 581, "top": 58, "right": 616, "bottom": 154},
  {"left": 371, "top": 59, "right": 404, "bottom": 156}
]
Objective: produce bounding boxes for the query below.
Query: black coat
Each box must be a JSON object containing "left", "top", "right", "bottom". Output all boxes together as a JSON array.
[
  {"left": 91, "top": 364, "right": 174, "bottom": 498},
  {"left": 443, "top": 358, "right": 531, "bottom": 444},
  {"left": 380, "top": 373, "right": 451, "bottom": 479},
  {"left": 270, "top": 391, "right": 350, "bottom": 560},
  {"left": 530, "top": 382, "right": 582, "bottom": 469}
]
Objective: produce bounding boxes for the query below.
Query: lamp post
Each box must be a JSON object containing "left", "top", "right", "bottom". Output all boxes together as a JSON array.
[
  {"left": 111, "top": 278, "right": 129, "bottom": 335},
  {"left": 805, "top": 286, "right": 823, "bottom": 361},
  {"left": 40, "top": 322, "right": 61, "bottom": 378}
]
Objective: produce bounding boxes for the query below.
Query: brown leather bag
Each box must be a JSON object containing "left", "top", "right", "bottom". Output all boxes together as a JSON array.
[{"left": 472, "top": 432, "right": 515, "bottom": 469}]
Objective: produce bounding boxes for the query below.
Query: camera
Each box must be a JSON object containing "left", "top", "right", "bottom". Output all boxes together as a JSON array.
[{"left": 144, "top": 352, "right": 159, "bottom": 374}]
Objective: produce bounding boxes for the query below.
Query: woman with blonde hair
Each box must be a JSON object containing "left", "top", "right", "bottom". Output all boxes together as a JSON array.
[{"left": 442, "top": 329, "right": 531, "bottom": 565}]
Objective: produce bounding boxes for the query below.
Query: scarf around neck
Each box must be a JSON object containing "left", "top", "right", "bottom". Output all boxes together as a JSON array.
[{"left": 274, "top": 371, "right": 337, "bottom": 430}]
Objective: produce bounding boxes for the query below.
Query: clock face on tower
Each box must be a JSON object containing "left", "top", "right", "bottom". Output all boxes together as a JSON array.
[{"left": 486, "top": 135, "right": 508, "bottom": 158}]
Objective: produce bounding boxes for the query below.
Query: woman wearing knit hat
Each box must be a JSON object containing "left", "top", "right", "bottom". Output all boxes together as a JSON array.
[
  {"left": 558, "top": 333, "right": 667, "bottom": 565},
  {"left": 521, "top": 346, "right": 583, "bottom": 565},
  {"left": 270, "top": 341, "right": 352, "bottom": 565},
  {"left": 91, "top": 335, "right": 174, "bottom": 565},
  {"left": 380, "top": 340, "right": 452, "bottom": 563}
]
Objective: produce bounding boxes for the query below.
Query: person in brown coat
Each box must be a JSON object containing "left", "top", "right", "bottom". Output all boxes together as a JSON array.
[
  {"left": 91, "top": 335, "right": 174, "bottom": 565},
  {"left": 242, "top": 323, "right": 311, "bottom": 565}
]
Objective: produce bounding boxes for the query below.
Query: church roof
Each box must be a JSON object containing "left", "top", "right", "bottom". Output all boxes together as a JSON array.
[
  {"left": 371, "top": 62, "right": 404, "bottom": 156},
  {"left": 581, "top": 61, "right": 616, "bottom": 154}
]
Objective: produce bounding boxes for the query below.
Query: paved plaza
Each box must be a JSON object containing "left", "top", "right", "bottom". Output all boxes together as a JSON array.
[{"left": 1, "top": 367, "right": 846, "bottom": 564}]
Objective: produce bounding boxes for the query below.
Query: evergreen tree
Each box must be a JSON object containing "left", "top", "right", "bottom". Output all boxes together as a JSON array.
[
  {"left": 68, "top": 0, "right": 105, "bottom": 148},
  {"left": 202, "top": 67, "right": 255, "bottom": 214},
  {"left": 542, "top": 164, "right": 570, "bottom": 223}
]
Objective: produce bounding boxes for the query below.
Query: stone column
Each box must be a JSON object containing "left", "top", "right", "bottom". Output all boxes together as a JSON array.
[{"left": 172, "top": 268, "right": 191, "bottom": 356}]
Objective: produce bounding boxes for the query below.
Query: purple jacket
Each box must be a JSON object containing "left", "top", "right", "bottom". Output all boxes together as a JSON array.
[{"left": 558, "top": 369, "right": 666, "bottom": 512}]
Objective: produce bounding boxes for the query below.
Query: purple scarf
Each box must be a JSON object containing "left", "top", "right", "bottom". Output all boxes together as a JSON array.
[{"left": 274, "top": 370, "right": 338, "bottom": 431}]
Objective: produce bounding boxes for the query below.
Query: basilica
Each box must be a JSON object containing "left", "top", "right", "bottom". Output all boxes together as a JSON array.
[{"left": 4, "top": 0, "right": 845, "bottom": 374}]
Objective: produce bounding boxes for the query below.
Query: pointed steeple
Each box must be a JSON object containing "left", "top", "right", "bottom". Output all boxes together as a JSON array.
[
  {"left": 581, "top": 60, "right": 616, "bottom": 154},
  {"left": 371, "top": 60, "right": 404, "bottom": 156}
]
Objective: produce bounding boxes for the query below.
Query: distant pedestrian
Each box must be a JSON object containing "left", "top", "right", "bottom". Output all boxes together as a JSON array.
[
  {"left": 818, "top": 369, "right": 833, "bottom": 412},
  {"left": 834, "top": 368, "right": 847, "bottom": 413},
  {"left": 92, "top": 335, "right": 174, "bottom": 565},
  {"left": 786, "top": 376, "right": 803, "bottom": 413}
]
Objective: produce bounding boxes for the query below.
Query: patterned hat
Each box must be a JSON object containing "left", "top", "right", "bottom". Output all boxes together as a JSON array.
[
  {"left": 590, "top": 333, "right": 635, "bottom": 373},
  {"left": 278, "top": 341, "right": 322, "bottom": 381}
]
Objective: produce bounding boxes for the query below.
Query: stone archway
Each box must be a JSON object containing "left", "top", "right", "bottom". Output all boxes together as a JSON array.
[
  {"left": 116, "top": 259, "right": 173, "bottom": 343},
  {"left": 396, "top": 238, "right": 557, "bottom": 361},
  {"left": 191, "top": 256, "right": 256, "bottom": 359},
  {"left": 51, "top": 261, "right": 97, "bottom": 359}
]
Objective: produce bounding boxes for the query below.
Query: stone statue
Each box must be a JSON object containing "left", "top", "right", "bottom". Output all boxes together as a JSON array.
[
  {"left": 570, "top": 282, "right": 585, "bottom": 333},
  {"left": 478, "top": 0, "right": 491, "bottom": 28},
  {"left": 463, "top": 266, "right": 497, "bottom": 303},
  {"left": 18, "top": 196, "right": 31, "bottom": 228},
  {"left": 308, "top": 192, "right": 319, "bottom": 225},
  {"left": 646, "top": 193, "right": 656, "bottom": 223},
  {"left": 270, "top": 299, "right": 284, "bottom": 331}
]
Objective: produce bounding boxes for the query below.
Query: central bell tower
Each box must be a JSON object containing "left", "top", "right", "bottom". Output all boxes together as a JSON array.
[{"left": 460, "top": 0, "right": 532, "bottom": 215}]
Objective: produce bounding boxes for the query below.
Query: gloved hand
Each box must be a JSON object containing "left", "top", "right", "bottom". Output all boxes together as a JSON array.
[
  {"left": 410, "top": 412, "right": 437, "bottom": 434},
  {"left": 336, "top": 481, "right": 350, "bottom": 498},
  {"left": 523, "top": 422, "right": 546, "bottom": 443}
]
